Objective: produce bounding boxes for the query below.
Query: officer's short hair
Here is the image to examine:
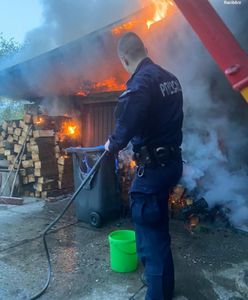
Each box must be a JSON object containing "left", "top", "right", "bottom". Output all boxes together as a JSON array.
[{"left": 118, "top": 32, "right": 146, "bottom": 61}]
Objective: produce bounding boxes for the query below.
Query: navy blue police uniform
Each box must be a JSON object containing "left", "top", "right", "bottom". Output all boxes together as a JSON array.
[{"left": 108, "top": 57, "right": 183, "bottom": 300}]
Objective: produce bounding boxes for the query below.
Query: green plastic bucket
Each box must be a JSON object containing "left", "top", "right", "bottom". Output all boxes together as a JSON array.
[{"left": 108, "top": 230, "right": 138, "bottom": 273}]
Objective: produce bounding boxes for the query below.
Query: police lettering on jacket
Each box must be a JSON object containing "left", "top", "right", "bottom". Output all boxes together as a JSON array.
[
  {"left": 108, "top": 57, "right": 183, "bottom": 154},
  {"left": 160, "top": 80, "right": 182, "bottom": 97}
]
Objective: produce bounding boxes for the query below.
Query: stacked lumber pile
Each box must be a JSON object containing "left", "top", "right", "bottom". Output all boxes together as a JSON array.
[
  {"left": 0, "top": 119, "right": 32, "bottom": 167},
  {"left": 57, "top": 155, "right": 73, "bottom": 190},
  {"left": 0, "top": 105, "right": 78, "bottom": 198}
]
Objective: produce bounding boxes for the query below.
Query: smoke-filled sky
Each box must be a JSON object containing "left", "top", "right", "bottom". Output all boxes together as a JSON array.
[
  {"left": 0, "top": 0, "right": 247, "bottom": 49},
  {"left": 0, "top": 0, "right": 150, "bottom": 68},
  {"left": 0, "top": 0, "right": 43, "bottom": 43},
  {"left": 0, "top": 0, "right": 144, "bottom": 50}
]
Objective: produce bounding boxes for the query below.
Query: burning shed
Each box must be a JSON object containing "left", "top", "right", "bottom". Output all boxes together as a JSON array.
[
  {"left": 0, "top": 5, "right": 175, "bottom": 99},
  {"left": 0, "top": 3, "right": 177, "bottom": 200},
  {"left": 0, "top": 3, "right": 177, "bottom": 148}
]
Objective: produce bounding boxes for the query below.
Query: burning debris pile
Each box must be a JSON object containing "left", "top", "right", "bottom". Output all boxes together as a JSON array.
[
  {"left": 169, "top": 185, "right": 231, "bottom": 231},
  {"left": 117, "top": 150, "right": 232, "bottom": 229},
  {"left": 0, "top": 104, "right": 80, "bottom": 198}
]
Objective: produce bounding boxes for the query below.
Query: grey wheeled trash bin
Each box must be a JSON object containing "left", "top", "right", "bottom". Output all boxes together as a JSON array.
[{"left": 66, "top": 146, "right": 121, "bottom": 227}]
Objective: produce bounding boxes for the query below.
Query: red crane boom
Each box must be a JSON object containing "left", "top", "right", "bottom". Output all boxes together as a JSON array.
[{"left": 174, "top": 0, "right": 248, "bottom": 103}]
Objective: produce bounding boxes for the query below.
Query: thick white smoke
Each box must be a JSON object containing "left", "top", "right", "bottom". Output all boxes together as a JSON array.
[
  {"left": 24, "top": 0, "right": 142, "bottom": 55},
  {"left": 146, "top": 1, "right": 248, "bottom": 231}
]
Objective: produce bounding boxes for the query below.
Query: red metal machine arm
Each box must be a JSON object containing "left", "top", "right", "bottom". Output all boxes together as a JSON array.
[{"left": 173, "top": 0, "right": 248, "bottom": 103}]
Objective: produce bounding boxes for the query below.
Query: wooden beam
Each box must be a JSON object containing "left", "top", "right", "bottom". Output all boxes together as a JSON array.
[{"left": 0, "top": 196, "right": 23, "bottom": 205}]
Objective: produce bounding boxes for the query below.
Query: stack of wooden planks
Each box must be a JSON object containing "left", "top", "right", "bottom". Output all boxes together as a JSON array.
[{"left": 0, "top": 105, "right": 77, "bottom": 198}]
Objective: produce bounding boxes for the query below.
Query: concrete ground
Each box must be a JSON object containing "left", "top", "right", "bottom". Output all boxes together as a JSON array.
[{"left": 0, "top": 197, "right": 248, "bottom": 300}]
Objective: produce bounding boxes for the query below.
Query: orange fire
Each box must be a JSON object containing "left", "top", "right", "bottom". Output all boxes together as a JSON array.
[
  {"left": 75, "top": 89, "right": 88, "bottom": 97},
  {"left": 93, "top": 77, "right": 125, "bottom": 92},
  {"left": 75, "top": 77, "right": 125, "bottom": 96},
  {"left": 130, "top": 160, "right": 137, "bottom": 169},
  {"left": 59, "top": 120, "right": 80, "bottom": 140},
  {"left": 68, "top": 125, "right": 77, "bottom": 135},
  {"left": 111, "top": 21, "right": 136, "bottom": 36},
  {"left": 34, "top": 116, "right": 44, "bottom": 125},
  {"left": 146, "top": 0, "right": 174, "bottom": 29}
]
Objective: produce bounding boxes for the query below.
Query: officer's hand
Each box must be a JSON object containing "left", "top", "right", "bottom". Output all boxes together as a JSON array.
[{"left": 104, "top": 139, "right": 110, "bottom": 151}]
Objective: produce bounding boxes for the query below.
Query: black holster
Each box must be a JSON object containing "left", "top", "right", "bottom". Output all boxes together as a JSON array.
[{"left": 133, "top": 145, "right": 181, "bottom": 167}]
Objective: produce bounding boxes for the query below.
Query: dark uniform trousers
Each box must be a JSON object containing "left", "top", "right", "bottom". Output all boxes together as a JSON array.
[{"left": 130, "top": 159, "right": 183, "bottom": 300}]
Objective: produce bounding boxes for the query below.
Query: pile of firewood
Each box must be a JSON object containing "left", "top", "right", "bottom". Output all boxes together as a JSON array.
[{"left": 0, "top": 105, "right": 77, "bottom": 198}]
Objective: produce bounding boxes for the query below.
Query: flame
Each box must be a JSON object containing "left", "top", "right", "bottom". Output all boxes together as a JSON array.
[
  {"left": 130, "top": 160, "right": 137, "bottom": 169},
  {"left": 111, "top": 21, "right": 136, "bottom": 36},
  {"left": 93, "top": 77, "right": 125, "bottom": 92},
  {"left": 68, "top": 125, "right": 76, "bottom": 135},
  {"left": 59, "top": 120, "right": 80, "bottom": 140},
  {"left": 34, "top": 116, "right": 44, "bottom": 125},
  {"left": 146, "top": 0, "right": 174, "bottom": 29},
  {"left": 75, "top": 77, "right": 125, "bottom": 96},
  {"left": 75, "top": 89, "right": 87, "bottom": 97}
]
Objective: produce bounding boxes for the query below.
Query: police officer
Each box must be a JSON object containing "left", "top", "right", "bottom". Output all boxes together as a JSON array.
[{"left": 105, "top": 32, "right": 183, "bottom": 300}]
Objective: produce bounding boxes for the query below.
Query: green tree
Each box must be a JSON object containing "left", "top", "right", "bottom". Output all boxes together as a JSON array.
[
  {"left": 0, "top": 98, "right": 25, "bottom": 121},
  {"left": 0, "top": 32, "right": 21, "bottom": 61},
  {"left": 0, "top": 34, "right": 24, "bottom": 122}
]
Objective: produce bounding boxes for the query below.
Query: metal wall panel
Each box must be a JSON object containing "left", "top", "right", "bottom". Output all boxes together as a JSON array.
[{"left": 82, "top": 101, "right": 116, "bottom": 147}]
